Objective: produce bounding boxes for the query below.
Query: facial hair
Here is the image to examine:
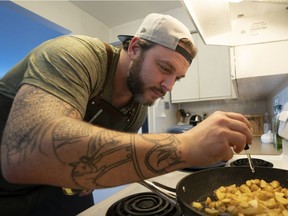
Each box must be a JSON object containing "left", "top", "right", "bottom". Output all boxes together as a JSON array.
[{"left": 127, "top": 53, "right": 156, "bottom": 106}]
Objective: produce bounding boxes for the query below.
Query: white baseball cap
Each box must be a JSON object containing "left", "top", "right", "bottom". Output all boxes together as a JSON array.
[{"left": 118, "top": 13, "right": 195, "bottom": 64}]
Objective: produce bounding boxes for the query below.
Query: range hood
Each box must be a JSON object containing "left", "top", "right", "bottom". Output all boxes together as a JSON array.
[{"left": 182, "top": 0, "right": 288, "bottom": 46}]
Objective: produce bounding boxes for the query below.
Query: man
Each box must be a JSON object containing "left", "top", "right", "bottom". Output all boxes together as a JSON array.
[{"left": 0, "top": 13, "right": 252, "bottom": 215}]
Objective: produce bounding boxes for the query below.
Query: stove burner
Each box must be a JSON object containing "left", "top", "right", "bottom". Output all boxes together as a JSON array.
[
  {"left": 230, "top": 158, "right": 273, "bottom": 168},
  {"left": 106, "top": 192, "right": 182, "bottom": 216}
]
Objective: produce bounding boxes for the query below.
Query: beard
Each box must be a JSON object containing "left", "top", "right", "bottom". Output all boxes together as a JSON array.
[{"left": 127, "top": 53, "right": 160, "bottom": 106}]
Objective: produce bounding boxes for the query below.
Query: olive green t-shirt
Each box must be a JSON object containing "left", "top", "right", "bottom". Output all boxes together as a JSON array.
[{"left": 0, "top": 35, "right": 147, "bottom": 132}]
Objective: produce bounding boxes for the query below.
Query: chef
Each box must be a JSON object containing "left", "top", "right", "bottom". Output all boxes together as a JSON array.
[{"left": 0, "top": 13, "right": 252, "bottom": 215}]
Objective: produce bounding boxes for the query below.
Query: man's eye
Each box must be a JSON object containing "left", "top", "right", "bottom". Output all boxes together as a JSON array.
[
  {"left": 175, "top": 77, "right": 181, "bottom": 82},
  {"left": 159, "top": 64, "right": 169, "bottom": 72}
]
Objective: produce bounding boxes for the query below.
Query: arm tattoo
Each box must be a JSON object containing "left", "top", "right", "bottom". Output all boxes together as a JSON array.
[
  {"left": 140, "top": 134, "right": 185, "bottom": 175},
  {"left": 3, "top": 85, "right": 185, "bottom": 189},
  {"left": 3, "top": 86, "right": 81, "bottom": 164},
  {"left": 55, "top": 128, "right": 133, "bottom": 188}
]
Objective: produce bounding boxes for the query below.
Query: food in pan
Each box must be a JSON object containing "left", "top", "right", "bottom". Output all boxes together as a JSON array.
[{"left": 192, "top": 179, "right": 288, "bottom": 215}]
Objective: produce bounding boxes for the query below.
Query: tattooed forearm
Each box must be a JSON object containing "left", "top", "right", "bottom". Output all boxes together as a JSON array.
[
  {"left": 2, "top": 85, "right": 186, "bottom": 189},
  {"left": 140, "top": 134, "right": 185, "bottom": 174},
  {"left": 66, "top": 130, "right": 133, "bottom": 188}
]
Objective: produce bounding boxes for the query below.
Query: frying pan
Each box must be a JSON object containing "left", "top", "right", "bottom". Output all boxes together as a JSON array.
[{"left": 141, "top": 167, "right": 288, "bottom": 216}]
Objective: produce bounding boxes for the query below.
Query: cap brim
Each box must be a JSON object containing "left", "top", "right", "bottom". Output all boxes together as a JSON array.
[{"left": 118, "top": 35, "right": 133, "bottom": 42}]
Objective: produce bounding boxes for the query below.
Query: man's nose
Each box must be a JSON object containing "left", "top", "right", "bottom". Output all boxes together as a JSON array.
[{"left": 161, "top": 77, "right": 175, "bottom": 92}]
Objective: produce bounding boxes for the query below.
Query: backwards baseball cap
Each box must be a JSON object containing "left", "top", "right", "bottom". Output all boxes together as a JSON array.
[{"left": 118, "top": 13, "right": 194, "bottom": 64}]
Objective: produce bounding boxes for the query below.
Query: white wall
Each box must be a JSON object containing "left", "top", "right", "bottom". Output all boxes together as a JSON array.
[
  {"left": 13, "top": 1, "right": 110, "bottom": 41},
  {"left": 267, "top": 79, "right": 288, "bottom": 114}
]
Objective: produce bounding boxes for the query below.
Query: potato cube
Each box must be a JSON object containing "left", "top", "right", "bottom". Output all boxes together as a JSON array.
[
  {"left": 276, "top": 195, "right": 288, "bottom": 205},
  {"left": 282, "top": 209, "right": 288, "bottom": 216},
  {"left": 215, "top": 190, "right": 225, "bottom": 200},
  {"left": 240, "top": 184, "right": 251, "bottom": 193},
  {"left": 270, "top": 180, "right": 280, "bottom": 189},
  {"left": 204, "top": 208, "right": 219, "bottom": 215},
  {"left": 260, "top": 179, "right": 267, "bottom": 188},
  {"left": 192, "top": 201, "right": 203, "bottom": 210}
]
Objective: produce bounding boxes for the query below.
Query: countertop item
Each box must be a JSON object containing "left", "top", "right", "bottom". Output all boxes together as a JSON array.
[
  {"left": 166, "top": 124, "right": 193, "bottom": 133},
  {"left": 239, "top": 136, "right": 281, "bottom": 155},
  {"left": 261, "top": 130, "right": 273, "bottom": 143}
]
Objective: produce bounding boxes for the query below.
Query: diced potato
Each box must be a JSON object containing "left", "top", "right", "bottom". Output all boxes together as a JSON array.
[
  {"left": 270, "top": 180, "right": 280, "bottom": 189},
  {"left": 204, "top": 207, "right": 219, "bottom": 215},
  {"left": 276, "top": 195, "right": 288, "bottom": 205},
  {"left": 282, "top": 209, "right": 288, "bottom": 216},
  {"left": 205, "top": 197, "right": 212, "bottom": 205},
  {"left": 265, "top": 198, "right": 277, "bottom": 209},
  {"left": 191, "top": 178, "right": 288, "bottom": 215},
  {"left": 240, "top": 184, "right": 252, "bottom": 193},
  {"left": 260, "top": 179, "right": 268, "bottom": 188},
  {"left": 215, "top": 190, "right": 225, "bottom": 200},
  {"left": 239, "top": 201, "right": 250, "bottom": 208},
  {"left": 251, "top": 184, "right": 261, "bottom": 192},
  {"left": 192, "top": 201, "right": 203, "bottom": 210},
  {"left": 221, "top": 198, "right": 231, "bottom": 204},
  {"left": 248, "top": 199, "right": 258, "bottom": 208}
]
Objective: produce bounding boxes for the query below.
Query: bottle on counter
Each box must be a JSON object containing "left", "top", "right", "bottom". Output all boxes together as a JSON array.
[
  {"left": 272, "top": 105, "right": 282, "bottom": 151},
  {"left": 263, "top": 112, "right": 271, "bottom": 134}
]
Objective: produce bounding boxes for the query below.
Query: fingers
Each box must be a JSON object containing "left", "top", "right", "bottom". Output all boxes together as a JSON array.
[
  {"left": 212, "top": 111, "right": 253, "bottom": 146},
  {"left": 182, "top": 111, "right": 254, "bottom": 167},
  {"left": 225, "top": 112, "right": 253, "bottom": 144},
  {"left": 201, "top": 111, "right": 253, "bottom": 154}
]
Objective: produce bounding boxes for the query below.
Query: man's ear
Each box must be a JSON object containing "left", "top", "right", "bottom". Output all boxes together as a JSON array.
[{"left": 127, "top": 37, "right": 142, "bottom": 60}]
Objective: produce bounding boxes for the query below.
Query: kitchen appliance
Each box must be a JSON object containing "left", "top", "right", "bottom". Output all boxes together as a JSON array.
[
  {"left": 189, "top": 114, "right": 202, "bottom": 126},
  {"left": 78, "top": 143, "right": 288, "bottom": 216}
]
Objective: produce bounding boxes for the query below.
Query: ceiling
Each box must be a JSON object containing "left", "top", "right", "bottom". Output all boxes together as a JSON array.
[{"left": 71, "top": 1, "right": 183, "bottom": 28}]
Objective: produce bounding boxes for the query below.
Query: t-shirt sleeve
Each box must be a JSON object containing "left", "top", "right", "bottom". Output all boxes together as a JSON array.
[{"left": 21, "top": 35, "right": 107, "bottom": 117}]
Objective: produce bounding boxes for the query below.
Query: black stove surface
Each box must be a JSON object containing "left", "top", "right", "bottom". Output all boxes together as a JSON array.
[
  {"left": 230, "top": 158, "right": 273, "bottom": 168},
  {"left": 106, "top": 192, "right": 182, "bottom": 216}
]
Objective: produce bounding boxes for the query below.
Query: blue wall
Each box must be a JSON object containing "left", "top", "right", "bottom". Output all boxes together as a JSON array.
[{"left": 0, "top": 1, "right": 71, "bottom": 77}]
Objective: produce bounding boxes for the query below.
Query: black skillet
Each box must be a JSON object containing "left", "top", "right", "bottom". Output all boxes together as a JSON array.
[
  {"left": 142, "top": 167, "right": 288, "bottom": 216},
  {"left": 176, "top": 167, "right": 288, "bottom": 215}
]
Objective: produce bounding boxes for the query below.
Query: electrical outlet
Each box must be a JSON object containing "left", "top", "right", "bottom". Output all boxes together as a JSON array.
[{"left": 164, "top": 102, "right": 170, "bottom": 110}]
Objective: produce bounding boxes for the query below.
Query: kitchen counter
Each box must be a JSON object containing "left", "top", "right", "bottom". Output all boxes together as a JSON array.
[{"left": 238, "top": 136, "right": 281, "bottom": 155}]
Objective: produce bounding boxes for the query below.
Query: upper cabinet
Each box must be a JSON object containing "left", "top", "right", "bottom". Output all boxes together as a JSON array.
[
  {"left": 233, "top": 40, "right": 288, "bottom": 78},
  {"left": 231, "top": 40, "right": 288, "bottom": 100},
  {"left": 171, "top": 33, "right": 236, "bottom": 103}
]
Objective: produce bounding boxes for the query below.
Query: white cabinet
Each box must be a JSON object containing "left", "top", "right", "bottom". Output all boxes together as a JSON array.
[
  {"left": 233, "top": 40, "right": 288, "bottom": 78},
  {"left": 171, "top": 34, "right": 199, "bottom": 102},
  {"left": 171, "top": 34, "right": 235, "bottom": 103},
  {"left": 231, "top": 40, "right": 288, "bottom": 100}
]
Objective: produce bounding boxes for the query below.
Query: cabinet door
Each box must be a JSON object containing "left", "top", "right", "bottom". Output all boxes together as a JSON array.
[
  {"left": 171, "top": 34, "right": 199, "bottom": 103},
  {"left": 171, "top": 34, "right": 234, "bottom": 103},
  {"left": 234, "top": 40, "right": 288, "bottom": 78},
  {"left": 197, "top": 36, "right": 232, "bottom": 99}
]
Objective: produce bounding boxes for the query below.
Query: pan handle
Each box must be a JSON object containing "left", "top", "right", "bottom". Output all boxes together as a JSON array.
[{"left": 139, "top": 180, "right": 177, "bottom": 205}]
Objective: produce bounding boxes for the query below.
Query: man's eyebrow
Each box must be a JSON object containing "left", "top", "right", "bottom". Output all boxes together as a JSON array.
[
  {"left": 159, "top": 60, "right": 176, "bottom": 72},
  {"left": 160, "top": 60, "right": 186, "bottom": 78}
]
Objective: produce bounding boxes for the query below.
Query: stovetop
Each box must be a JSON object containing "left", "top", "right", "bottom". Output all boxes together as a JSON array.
[
  {"left": 77, "top": 171, "right": 188, "bottom": 216},
  {"left": 106, "top": 192, "right": 182, "bottom": 216},
  {"left": 78, "top": 153, "right": 288, "bottom": 216}
]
